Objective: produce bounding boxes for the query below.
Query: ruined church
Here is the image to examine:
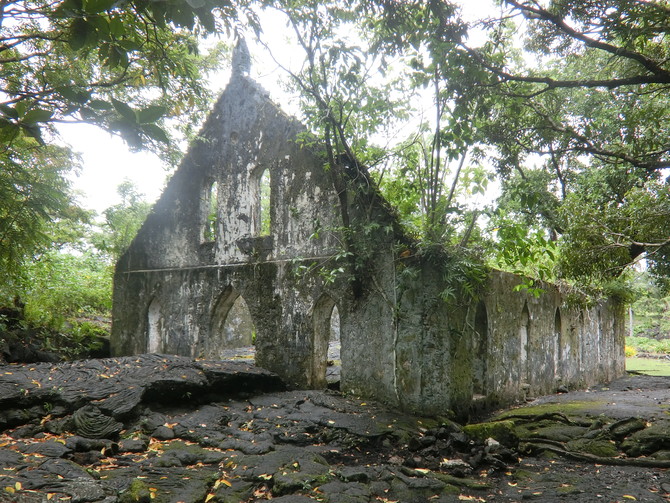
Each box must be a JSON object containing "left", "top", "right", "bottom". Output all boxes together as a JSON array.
[{"left": 111, "top": 47, "right": 625, "bottom": 418}]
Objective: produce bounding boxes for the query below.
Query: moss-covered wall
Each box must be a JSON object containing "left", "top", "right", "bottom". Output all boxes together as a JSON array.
[{"left": 112, "top": 68, "right": 625, "bottom": 418}]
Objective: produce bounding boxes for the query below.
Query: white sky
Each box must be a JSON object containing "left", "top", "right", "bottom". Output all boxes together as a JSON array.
[{"left": 63, "top": 0, "right": 496, "bottom": 216}]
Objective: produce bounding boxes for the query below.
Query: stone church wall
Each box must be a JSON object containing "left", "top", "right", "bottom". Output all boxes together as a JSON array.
[{"left": 112, "top": 67, "right": 625, "bottom": 418}]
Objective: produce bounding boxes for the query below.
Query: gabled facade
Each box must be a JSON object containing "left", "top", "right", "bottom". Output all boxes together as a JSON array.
[{"left": 112, "top": 60, "right": 625, "bottom": 418}]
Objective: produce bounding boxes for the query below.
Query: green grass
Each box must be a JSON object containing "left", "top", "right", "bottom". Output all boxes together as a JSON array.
[
  {"left": 626, "top": 356, "right": 670, "bottom": 376},
  {"left": 626, "top": 336, "right": 670, "bottom": 354}
]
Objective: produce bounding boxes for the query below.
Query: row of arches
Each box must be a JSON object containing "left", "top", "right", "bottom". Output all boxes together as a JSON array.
[
  {"left": 472, "top": 301, "right": 577, "bottom": 397},
  {"left": 201, "top": 168, "right": 272, "bottom": 243},
  {"left": 146, "top": 289, "right": 341, "bottom": 387}
]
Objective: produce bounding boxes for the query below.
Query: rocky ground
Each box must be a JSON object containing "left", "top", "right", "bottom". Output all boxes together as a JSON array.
[{"left": 0, "top": 354, "right": 669, "bottom": 502}]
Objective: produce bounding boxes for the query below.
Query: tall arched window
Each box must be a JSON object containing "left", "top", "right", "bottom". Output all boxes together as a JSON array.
[
  {"left": 147, "top": 298, "right": 163, "bottom": 353},
  {"left": 252, "top": 167, "right": 271, "bottom": 236},
  {"left": 519, "top": 303, "right": 530, "bottom": 380},
  {"left": 202, "top": 180, "right": 218, "bottom": 242},
  {"left": 473, "top": 301, "right": 488, "bottom": 396},
  {"left": 554, "top": 308, "right": 563, "bottom": 377}
]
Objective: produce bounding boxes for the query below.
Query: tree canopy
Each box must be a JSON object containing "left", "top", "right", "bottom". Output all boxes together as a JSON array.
[
  {"left": 0, "top": 0, "right": 248, "bottom": 283},
  {"left": 2, "top": 0, "right": 670, "bottom": 307},
  {"left": 267, "top": 0, "right": 670, "bottom": 293}
]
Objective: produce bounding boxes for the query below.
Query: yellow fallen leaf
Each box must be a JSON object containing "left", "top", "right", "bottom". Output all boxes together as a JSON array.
[
  {"left": 214, "top": 478, "right": 232, "bottom": 489},
  {"left": 205, "top": 494, "right": 215, "bottom": 502},
  {"left": 4, "top": 487, "right": 15, "bottom": 494},
  {"left": 623, "top": 496, "right": 637, "bottom": 501},
  {"left": 15, "top": 482, "right": 21, "bottom": 490}
]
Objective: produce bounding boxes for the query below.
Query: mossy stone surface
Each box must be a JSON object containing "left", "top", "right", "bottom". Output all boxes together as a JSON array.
[
  {"left": 566, "top": 438, "right": 619, "bottom": 458},
  {"left": 528, "top": 425, "right": 589, "bottom": 442},
  {"left": 620, "top": 420, "right": 670, "bottom": 457},
  {"left": 463, "top": 420, "right": 518, "bottom": 447}
]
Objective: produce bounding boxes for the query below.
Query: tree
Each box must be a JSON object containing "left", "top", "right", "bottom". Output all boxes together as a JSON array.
[
  {"left": 0, "top": 139, "right": 89, "bottom": 288},
  {"left": 457, "top": 0, "right": 670, "bottom": 286},
  {"left": 91, "top": 180, "right": 153, "bottom": 261},
  {"left": 0, "top": 0, "right": 251, "bottom": 285}
]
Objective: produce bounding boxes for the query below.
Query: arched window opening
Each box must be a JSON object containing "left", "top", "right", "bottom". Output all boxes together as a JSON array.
[
  {"left": 202, "top": 180, "right": 218, "bottom": 242},
  {"left": 209, "top": 288, "right": 256, "bottom": 358},
  {"left": 473, "top": 301, "right": 488, "bottom": 396},
  {"left": 330, "top": 305, "right": 341, "bottom": 342},
  {"left": 519, "top": 303, "right": 530, "bottom": 381},
  {"left": 312, "top": 296, "right": 341, "bottom": 389},
  {"left": 554, "top": 308, "right": 563, "bottom": 377},
  {"left": 253, "top": 167, "right": 271, "bottom": 236},
  {"left": 147, "top": 298, "right": 163, "bottom": 353}
]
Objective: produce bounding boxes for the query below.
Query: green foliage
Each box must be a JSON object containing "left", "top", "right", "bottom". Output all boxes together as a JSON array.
[
  {"left": 626, "top": 336, "right": 670, "bottom": 355},
  {"left": 630, "top": 274, "right": 670, "bottom": 340},
  {"left": 91, "top": 180, "right": 153, "bottom": 260},
  {"left": 0, "top": 141, "right": 90, "bottom": 285},
  {"left": 490, "top": 220, "right": 558, "bottom": 296},
  {"left": 0, "top": 0, "right": 240, "bottom": 305},
  {"left": 20, "top": 250, "right": 113, "bottom": 328},
  {"left": 559, "top": 178, "right": 670, "bottom": 283}
]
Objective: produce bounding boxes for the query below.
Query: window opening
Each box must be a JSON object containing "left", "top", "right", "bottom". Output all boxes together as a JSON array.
[
  {"left": 147, "top": 298, "right": 162, "bottom": 353},
  {"left": 202, "top": 180, "right": 218, "bottom": 242},
  {"left": 255, "top": 168, "right": 271, "bottom": 236},
  {"left": 519, "top": 303, "right": 530, "bottom": 381},
  {"left": 554, "top": 308, "right": 563, "bottom": 378},
  {"left": 473, "top": 301, "right": 488, "bottom": 396}
]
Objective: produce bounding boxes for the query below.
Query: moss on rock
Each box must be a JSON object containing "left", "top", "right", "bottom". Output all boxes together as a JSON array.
[{"left": 463, "top": 420, "right": 518, "bottom": 447}]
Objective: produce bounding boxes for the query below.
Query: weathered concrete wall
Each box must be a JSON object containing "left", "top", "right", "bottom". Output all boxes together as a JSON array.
[{"left": 112, "top": 67, "right": 626, "bottom": 418}]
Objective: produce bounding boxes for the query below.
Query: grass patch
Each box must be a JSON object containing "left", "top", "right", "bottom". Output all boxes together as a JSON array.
[
  {"left": 626, "top": 336, "right": 670, "bottom": 354},
  {"left": 626, "top": 356, "right": 670, "bottom": 376}
]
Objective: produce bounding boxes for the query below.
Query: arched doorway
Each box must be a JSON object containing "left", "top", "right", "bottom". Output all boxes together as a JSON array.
[
  {"left": 473, "top": 301, "right": 488, "bottom": 396},
  {"left": 312, "top": 295, "right": 341, "bottom": 389},
  {"left": 206, "top": 287, "right": 256, "bottom": 359}
]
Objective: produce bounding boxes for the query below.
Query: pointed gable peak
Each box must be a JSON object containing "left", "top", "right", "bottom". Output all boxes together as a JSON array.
[{"left": 232, "top": 37, "right": 251, "bottom": 76}]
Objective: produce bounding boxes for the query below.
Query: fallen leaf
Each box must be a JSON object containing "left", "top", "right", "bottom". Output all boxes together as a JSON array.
[{"left": 623, "top": 496, "right": 637, "bottom": 500}]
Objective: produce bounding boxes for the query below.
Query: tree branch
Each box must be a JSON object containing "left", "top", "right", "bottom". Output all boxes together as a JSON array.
[{"left": 504, "top": 0, "right": 670, "bottom": 78}]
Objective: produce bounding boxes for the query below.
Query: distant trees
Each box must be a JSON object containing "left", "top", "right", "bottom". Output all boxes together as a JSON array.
[
  {"left": 2, "top": 0, "right": 670, "bottom": 314},
  {"left": 0, "top": 0, "right": 239, "bottom": 286}
]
